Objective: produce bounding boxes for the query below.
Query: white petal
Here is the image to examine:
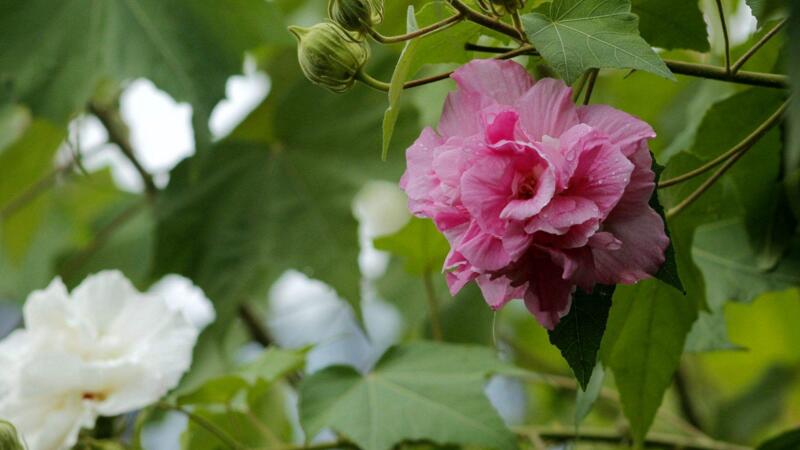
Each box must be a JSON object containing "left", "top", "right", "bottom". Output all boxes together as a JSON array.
[
  {"left": 149, "top": 274, "right": 216, "bottom": 330},
  {"left": 22, "top": 278, "right": 71, "bottom": 334},
  {"left": 71, "top": 270, "right": 140, "bottom": 336}
]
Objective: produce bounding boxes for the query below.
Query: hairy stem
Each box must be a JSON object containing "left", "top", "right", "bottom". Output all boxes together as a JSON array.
[
  {"left": 731, "top": 18, "right": 787, "bottom": 74},
  {"left": 367, "top": 12, "right": 464, "bottom": 44},
  {"left": 510, "top": 9, "right": 527, "bottom": 42},
  {"left": 159, "top": 403, "right": 244, "bottom": 450},
  {"left": 448, "top": 0, "right": 523, "bottom": 41},
  {"left": 89, "top": 102, "right": 158, "bottom": 199},
  {"left": 714, "top": 0, "right": 732, "bottom": 74},
  {"left": 666, "top": 100, "right": 789, "bottom": 218},
  {"left": 423, "top": 269, "right": 443, "bottom": 341}
]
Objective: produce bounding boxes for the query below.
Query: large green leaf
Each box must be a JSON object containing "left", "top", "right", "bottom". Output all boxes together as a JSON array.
[
  {"left": 154, "top": 52, "right": 419, "bottom": 323},
  {"left": 0, "top": 0, "right": 286, "bottom": 140},
  {"left": 521, "top": 0, "right": 673, "bottom": 84},
  {"left": 299, "top": 342, "right": 518, "bottom": 450},
  {"left": 693, "top": 220, "right": 800, "bottom": 307},
  {"left": 632, "top": 0, "right": 709, "bottom": 51},
  {"left": 547, "top": 285, "right": 614, "bottom": 389},
  {"left": 600, "top": 280, "right": 698, "bottom": 446},
  {"left": 757, "top": 428, "right": 800, "bottom": 450},
  {"left": 786, "top": 3, "right": 800, "bottom": 196}
]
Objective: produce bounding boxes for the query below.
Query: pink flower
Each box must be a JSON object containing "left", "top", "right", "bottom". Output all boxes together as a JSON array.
[{"left": 399, "top": 59, "right": 669, "bottom": 330}]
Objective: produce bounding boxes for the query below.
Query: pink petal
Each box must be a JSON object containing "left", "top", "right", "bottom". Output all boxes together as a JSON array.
[
  {"left": 577, "top": 104, "right": 655, "bottom": 157},
  {"left": 476, "top": 275, "right": 524, "bottom": 309},
  {"left": 460, "top": 154, "right": 515, "bottom": 235},
  {"left": 525, "top": 195, "right": 600, "bottom": 236},
  {"left": 457, "top": 222, "right": 512, "bottom": 271},
  {"left": 485, "top": 110, "right": 519, "bottom": 145},
  {"left": 590, "top": 203, "right": 668, "bottom": 285},
  {"left": 516, "top": 78, "right": 580, "bottom": 142},
  {"left": 444, "top": 251, "right": 478, "bottom": 295},
  {"left": 565, "top": 127, "right": 634, "bottom": 217},
  {"left": 522, "top": 259, "right": 575, "bottom": 330},
  {"left": 439, "top": 60, "right": 534, "bottom": 138},
  {"left": 401, "top": 127, "right": 444, "bottom": 215}
]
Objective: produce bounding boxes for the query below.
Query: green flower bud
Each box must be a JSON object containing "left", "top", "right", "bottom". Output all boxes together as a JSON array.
[
  {"left": 0, "top": 421, "right": 24, "bottom": 450},
  {"left": 289, "top": 22, "right": 370, "bottom": 93},
  {"left": 328, "top": 0, "right": 383, "bottom": 33}
]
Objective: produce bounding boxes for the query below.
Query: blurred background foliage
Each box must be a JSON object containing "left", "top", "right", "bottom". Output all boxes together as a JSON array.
[{"left": 0, "top": 0, "right": 799, "bottom": 449}]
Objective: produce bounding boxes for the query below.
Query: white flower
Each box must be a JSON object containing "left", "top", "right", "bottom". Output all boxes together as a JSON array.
[
  {"left": 0, "top": 271, "right": 209, "bottom": 450},
  {"left": 149, "top": 274, "right": 215, "bottom": 330}
]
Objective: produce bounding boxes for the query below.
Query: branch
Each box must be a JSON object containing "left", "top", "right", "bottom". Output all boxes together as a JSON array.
[
  {"left": 714, "top": 0, "right": 732, "bottom": 74},
  {"left": 666, "top": 99, "right": 790, "bottom": 218},
  {"left": 238, "top": 302, "right": 272, "bottom": 347},
  {"left": 448, "top": 0, "right": 524, "bottom": 42},
  {"left": 89, "top": 102, "right": 158, "bottom": 199},
  {"left": 465, "top": 44, "right": 788, "bottom": 88},
  {"left": 731, "top": 18, "right": 787, "bottom": 74},
  {"left": 158, "top": 403, "right": 244, "bottom": 450},
  {"left": 515, "top": 426, "right": 751, "bottom": 450},
  {"left": 367, "top": 13, "right": 464, "bottom": 43},
  {"left": 358, "top": 44, "right": 537, "bottom": 92}
]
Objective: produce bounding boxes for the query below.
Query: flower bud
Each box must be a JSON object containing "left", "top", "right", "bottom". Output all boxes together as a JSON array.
[
  {"left": 0, "top": 421, "right": 24, "bottom": 450},
  {"left": 289, "top": 22, "right": 370, "bottom": 93},
  {"left": 328, "top": 0, "right": 383, "bottom": 33}
]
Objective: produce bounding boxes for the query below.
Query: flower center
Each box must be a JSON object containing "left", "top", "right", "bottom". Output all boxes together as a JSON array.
[
  {"left": 81, "top": 391, "right": 108, "bottom": 402},
  {"left": 517, "top": 176, "right": 537, "bottom": 199}
]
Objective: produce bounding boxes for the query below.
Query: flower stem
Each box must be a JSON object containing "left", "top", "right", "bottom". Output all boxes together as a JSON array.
[
  {"left": 515, "top": 425, "right": 750, "bottom": 450},
  {"left": 423, "top": 269, "right": 444, "bottom": 341},
  {"left": 731, "top": 18, "right": 787, "bottom": 74},
  {"left": 510, "top": 9, "right": 527, "bottom": 42},
  {"left": 357, "top": 44, "right": 538, "bottom": 92},
  {"left": 367, "top": 13, "right": 464, "bottom": 44},
  {"left": 448, "top": 0, "right": 524, "bottom": 42},
  {"left": 665, "top": 100, "right": 789, "bottom": 218},
  {"left": 159, "top": 403, "right": 245, "bottom": 450},
  {"left": 582, "top": 68, "right": 599, "bottom": 105},
  {"left": 714, "top": 0, "right": 732, "bottom": 74}
]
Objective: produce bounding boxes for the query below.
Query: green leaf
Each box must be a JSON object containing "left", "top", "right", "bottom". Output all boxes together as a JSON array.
[
  {"left": 373, "top": 217, "right": 449, "bottom": 275},
  {"left": 178, "top": 347, "right": 305, "bottom": 406},
  {"left": 651, "top": 160, "right": 684, "bottom": 293},
  {"left": 0, "top": 0, "right": 287, "bottom": 141},
  {"left": 757, "top": 428, "right": 800, "bottom": 450},
  {"left": 600, "top": 279, "right": 698, "bottom": 446},
  {"left": 632, "top": 0, "right": 709, "bottom": 51},
  {"left": 299, "top": 342, "right": 518, "bottom": 450},
  {"left": 684, "top": 309, "right": 740, "bottom": 352},
  {"left": 0, "top": 420, "right": 24, "bottom": 450},
  {"left": 746, "top": 0, "right": 788, "bottom": 25},
  {"left": 574, "top": 362, "right": 605, "bottom": 425},
  {"left": 154, "top": 52, "right": 420, "bottom": 323},
  {"left": 692, "top": 219, "right": 800, "bottom": 306},
  {"left": 548, "top": 285, "right": 614, "bottom": 389},
  {"left": 521, "top": 0, "right": 673, "bottom": 84},
  {"left": 382, "top": 1, "right": 492, "bottom": 157}
]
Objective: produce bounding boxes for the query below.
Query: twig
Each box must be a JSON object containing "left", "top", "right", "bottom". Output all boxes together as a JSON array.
[
  {"left": 89, "top": 102, "right": 158, "bottom": 199},
  {"left": 357, "top": 44, "right": 537, "bottom": 92},
  {"left": 448, "top": 0, "right": 523, "bottom": 41},
  {"left": 423, "top": 269, "right": 443, "bottom": 341},
  {"left": 731, "top": 18, "right": 787, "bottom": 74},
  {"left": 367, "top": 13, "right": 464, "bottom": 43},
  {"left": 514, "top": 425, "right": 751, "bottom": 450},
  {"left": 583, "top": 68, "right": 599, "bottom": 105},
  {"left": 666, "top": 100, "right": 789, "bottom": 218},
  {"left": 714, "top": 0, "right": 732, "bottom": 74},
  {"left": 239, "top": 303, "right": 272, "bottom": 347},
  {"left": 464, "top": 44, "right": 788, "bottom": 88}
]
